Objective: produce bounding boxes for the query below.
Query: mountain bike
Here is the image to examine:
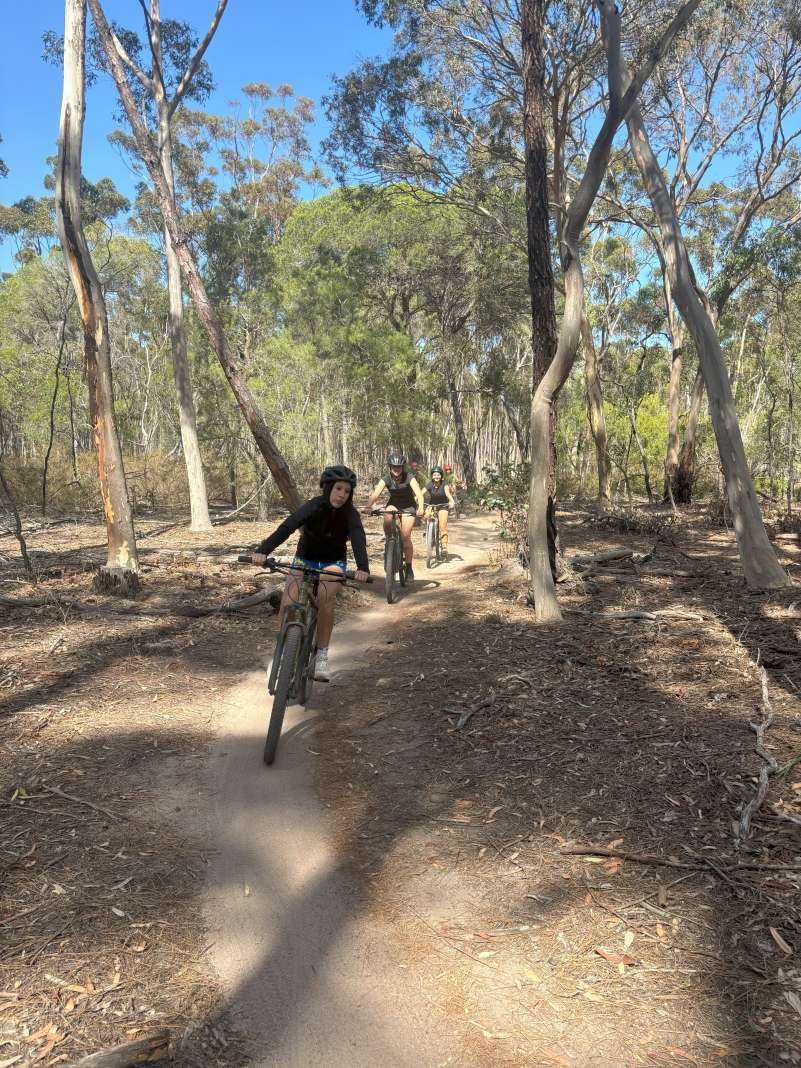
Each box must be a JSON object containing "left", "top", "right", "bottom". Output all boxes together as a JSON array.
[
  {"left": 237, "top": 556, "right": 370, "bottom": 765},
  {"left": 425, "top": 505, "right": 447, "bottom": 568},
  {"left": 371, "top": 508, "right": 413, "bottom": 604}
]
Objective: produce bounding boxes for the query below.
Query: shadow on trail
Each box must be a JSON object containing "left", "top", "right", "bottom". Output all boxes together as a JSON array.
[
  {"left": 204, "top": 575, "right": 800, "bottom": 1066},
  {"left": 4, "top": 516, "right": 799, "bottom": 1066}
]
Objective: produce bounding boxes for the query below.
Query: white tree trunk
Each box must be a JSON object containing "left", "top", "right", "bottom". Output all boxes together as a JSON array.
[
  {"left": 619, "top": 84, "right": 788, "bottom": 588},
  {"left": 158, "top": 116, "right": 212, "bottom": 531},
  {"left": 55, "top": 0, "right": 138, "bottom": 576}
]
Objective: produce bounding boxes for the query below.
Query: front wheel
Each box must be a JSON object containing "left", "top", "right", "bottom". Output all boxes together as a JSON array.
[
  {"left": 385, "top": 538, "right": 396, "bottom": 604},
  {"left": 426, "top": 520, "right": 435, "bottom": 568},
  {"left": 298, "top": 620, "right": 317, "bottom": 706},
  {"left": 264, "top": 624, "right": 302, "bottom": 765},
  {"left": 398, "top": 531, "right": 408, "bottom": 587}
]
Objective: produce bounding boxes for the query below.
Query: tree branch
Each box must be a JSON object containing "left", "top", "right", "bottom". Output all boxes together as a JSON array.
[{"left": 168, "top": 0, "right": 229, "bottom": 119}]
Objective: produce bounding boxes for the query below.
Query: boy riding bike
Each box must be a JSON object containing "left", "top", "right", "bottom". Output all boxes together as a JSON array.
[
  {"left": 366, "top": 452, "right": 425, "bottom": 580},
  {"left": 423, "top": 466, "right": 456, "bottom": 555},
  {"left": 248, "top": 465, "right": 369, "bottom": 681}
]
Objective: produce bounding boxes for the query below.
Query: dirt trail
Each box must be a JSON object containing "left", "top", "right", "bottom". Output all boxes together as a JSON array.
[{"left": 201, "top": 515, "right": 497, "bottom": 1066}]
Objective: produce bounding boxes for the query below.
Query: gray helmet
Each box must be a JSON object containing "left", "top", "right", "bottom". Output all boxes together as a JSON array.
[{"left": 387, "top": 452, "right": 406, "bottom": 468}]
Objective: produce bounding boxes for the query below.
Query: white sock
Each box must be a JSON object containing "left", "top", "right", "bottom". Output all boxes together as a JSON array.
[{"left": 318, "top": 646, "right": 328, "bottom": 655}]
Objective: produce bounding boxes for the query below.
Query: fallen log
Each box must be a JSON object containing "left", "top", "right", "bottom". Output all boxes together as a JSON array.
[{"left": 69, "top": 1030, "right": 169, "bottom": 1067}]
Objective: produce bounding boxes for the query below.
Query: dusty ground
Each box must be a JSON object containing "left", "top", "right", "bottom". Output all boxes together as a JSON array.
[
  {"left": 315, "top": 508, "right": 801, "bottom": 1067},
  {"left": 2, "top": 506, "right": 801, "bottom": 1066}
]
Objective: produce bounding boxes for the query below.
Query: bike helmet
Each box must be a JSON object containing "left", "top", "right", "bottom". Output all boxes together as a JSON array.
[
  {"left": 319, "top": 464, "right": 357, "bottom": 488},
  {"left": 387, "top": 452, "right": 406, "bottom": 468},
  {"left": 443, "top": 463, "right": 453, "bottom": 473},
  {"left": 431, "top": 466, "right": 444, "bottom": 477}
]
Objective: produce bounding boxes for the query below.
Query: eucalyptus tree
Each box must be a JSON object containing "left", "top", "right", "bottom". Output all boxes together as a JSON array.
[
  {"left": 613, "top": 31, "right": 789, "bottom": 588},
  {"left": 80, "top": 2, "right": 228, "bottom": 529},
  {"left": 55, "top": 0, "right": 138, "bottom": 580},
  {"left": 86, "top": 0, "right": 301, "bottom": 510},
  {"left": 604, "top": 3, "right": 801, "bottom": 502}
]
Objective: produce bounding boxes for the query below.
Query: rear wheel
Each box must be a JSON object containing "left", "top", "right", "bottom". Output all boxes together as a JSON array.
[
  {"left": 385, "top": 538, "right": 396, "bottom": 604},
  {"left": 264, "top": 624, "right": 302, "bottom": 765}
]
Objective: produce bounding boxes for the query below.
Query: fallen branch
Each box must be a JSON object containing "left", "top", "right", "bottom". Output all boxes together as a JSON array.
[
  {"left": 561, "top": 845, "right": 801, "bottom": 874},
  {"left": 456, "top": 694, "right": 494, "bottom": 729},
  {"left": 595, "top": 608, "right": 703, "bottom": 622},
  {"left": 210, "top": 479, "right": 268, "bottom": 525},
  {"left": 739, "top": 667, "right": 777, "bottom": 841},
  {"left": 69, "top": 1030, "right": 170, "bottom": 1066},
  {"left": 0, "top": 587, "right": 281, "bottom": 618},
  {"left": 45, "top": 785, "right": 121, "bottom": 822},
  {"left": 573, "top": 546, "right": 656, "bottom": 572},
  {"left": 174, "top": 587, "right": 281, "bottom": 617},
  {"left": 561, "top": 846, "right": 700, "bottom": 870}
]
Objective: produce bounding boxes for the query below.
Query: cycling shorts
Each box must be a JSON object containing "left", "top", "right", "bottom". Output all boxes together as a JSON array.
[
  {"left": 291, "top": 555, "right": 346, "bottom": 573},
  {"left": 386, "top": 506, "right": 418, "bottom": 516}
]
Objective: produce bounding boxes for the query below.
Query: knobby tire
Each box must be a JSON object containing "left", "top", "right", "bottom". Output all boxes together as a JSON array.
[
  {"left": 385, "top": 538, "right": 396, "bottom": 604},
  {"left": 426, "top": 520, "right": 435, "bottom": 568},
  {"left": 264, "top": 624, "right": 302, "bottom": 765},
  {"left": 298, "top": 619, "right": 317, "bottom": 706},
  {"left": 398, "top": 530, "right": 407, "bottom": 587}
]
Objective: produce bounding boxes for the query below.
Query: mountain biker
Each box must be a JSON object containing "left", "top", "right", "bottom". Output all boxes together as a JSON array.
[
  {"left": 250, "top": 465, "right": 369, "bottom": 681},
  {"left": 423, "top": 466, "right": 456, "bottom": 554},
  {"left": 366, "top": 452, "right": 425, "bottom": 580},
  {"left": 443, "top": 463, "right": 459, "bottom": 514}
]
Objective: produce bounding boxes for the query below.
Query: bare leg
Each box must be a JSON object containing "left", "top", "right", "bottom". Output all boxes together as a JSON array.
[
  {"left": 401, "top": 513, "right": 416, "bottom": 564},
  {"left": 439, "top": 507, "right": 448, "bottom": 550},
  {"left": 278, "top": 570, "right": 301, "bottom": 622},
  {"left": 316, "top": 567, "right": 342, "bottom": 648}
]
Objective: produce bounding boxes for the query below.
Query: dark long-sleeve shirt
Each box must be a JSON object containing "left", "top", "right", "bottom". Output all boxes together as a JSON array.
[{"left": 257, "top": 496, "right": 369, "bottom": 572}]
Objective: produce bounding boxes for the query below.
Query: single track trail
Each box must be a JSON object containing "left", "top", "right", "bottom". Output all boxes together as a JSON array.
[{"left": 201, "top": 514, "right": 498, "bottom": 1066}]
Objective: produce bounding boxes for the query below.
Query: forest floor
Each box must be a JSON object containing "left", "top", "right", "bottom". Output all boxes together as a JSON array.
[{"left": 1, "top": 504, "right": 801, "bottom": 1065}]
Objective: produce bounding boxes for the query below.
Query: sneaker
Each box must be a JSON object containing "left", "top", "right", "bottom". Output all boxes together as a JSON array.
[
  {"left": 314, "top": 649, "right": 331, "bottom": 681},
  {"left": 406, "top": 565, "right": 415, "bottom": 581}
]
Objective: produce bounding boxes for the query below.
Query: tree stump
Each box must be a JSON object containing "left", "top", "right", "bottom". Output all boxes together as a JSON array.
[{"left": 91, "top": 567, "right": 141, "bottom": 598}]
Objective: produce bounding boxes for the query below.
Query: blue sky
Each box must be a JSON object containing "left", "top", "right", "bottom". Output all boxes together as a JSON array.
[{"left": 0, "top": 1, "right": 390, "bottom": 270}]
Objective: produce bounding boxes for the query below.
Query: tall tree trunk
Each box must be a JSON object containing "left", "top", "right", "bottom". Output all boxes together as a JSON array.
[
  {"left": 499, "top": 389, "right": 528, "bottom": 459},
  {"left": 88, "top": 0, "right": 301, "bottom": 513},
  {"left": 580, "top": 314, "right": 611, "bottom": 509},
  {"left": 447, "top": 374, "right": 475, "bottom": 484},
  {"left": 522, "top": 0, "right": 559, "bottom": 597},
  {"left": 525, "top": 0, "right": 703, "bottom": 619},
  {"left": 55, "top": 0, "right": 138, "bottom": 577},
  {"left": 629, "top": 404, "right": 654, "bottom": 502},
  {"left": 662, "top": 271, "right": 686, "bottom": 501},
  {"left": 619, "top": 75, "right": 788, "bottom": 587},
  {"left": 673, "top": 367, "right": 704, "bottom": 504},
  {"left": 42, "top": 305, "right": 70, "bottom": 515},
  {"left": 157, "top": 117, "right": 212, "bottom": 530}
]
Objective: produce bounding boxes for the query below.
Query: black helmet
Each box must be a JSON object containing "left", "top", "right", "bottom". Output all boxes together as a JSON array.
[
  {"left": 320, "top": 464, "right": 357, "bottom": 488},
  {"left": 387, "top": 452, "right": 406, "bottom": 467},
  {"left": 431, "top": 466, "right": 444, "bottom": 477}
]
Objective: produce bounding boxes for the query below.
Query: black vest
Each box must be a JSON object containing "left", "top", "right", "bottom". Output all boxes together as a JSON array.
[{"left": 385, "top": 471, "right": 416, "bottom": 509}]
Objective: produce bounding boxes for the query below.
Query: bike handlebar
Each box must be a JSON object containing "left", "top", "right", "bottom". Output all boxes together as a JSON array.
[{"left": 237, "top": 555, "right": 372, "bottom": 583}]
